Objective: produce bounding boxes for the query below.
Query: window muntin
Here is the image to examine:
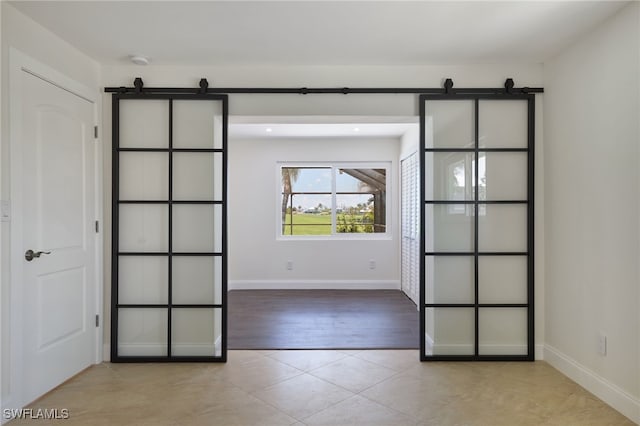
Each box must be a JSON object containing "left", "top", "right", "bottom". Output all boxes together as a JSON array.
[{"left": 279, "top": 164, "right": 389, "bottom": 238}]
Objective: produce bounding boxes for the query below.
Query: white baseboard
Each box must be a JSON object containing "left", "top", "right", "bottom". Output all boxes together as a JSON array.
[
  {"left": 228, "top": 280, "right": 401, "bottom": 291},
  {"left": 423, "top": 340, "right": 544, "bottom": 359},
  {"left": 544, "top": 344, "right": 640, "bottom": 424},
  {"left": 214, "top": 336, "right": 222, "bottom": 355},
  {"left": 425, "top": 333, "right": 434, "bottom": 354},
  {"left": 1, "top": 395, "right": 16, "bottom": 426},
  {"left": 116, "top": 344, "right": 166, "bottom": 357},
  {"left": 428, "top": 344, "right": 529, "bottom": 356},
  {"left": 172, "top": 344, "right": 221, "bottom": 357},
  {"left": 428, "top": 343, "right": 474, "bottom": 356},
  {"left": 535, "top": 344, "right": 544, "bottom": 360},
  {"left": 114, "top": 343, "right": 222, "bottom": 357},
  {"left": 103, "top": 344, "right": 110, "bottom": 362}
]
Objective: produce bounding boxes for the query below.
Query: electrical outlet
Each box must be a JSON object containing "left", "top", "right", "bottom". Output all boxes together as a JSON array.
[
  {"left": 369, "top": 259, "right": 376, "bottom": 270},
  {"left": 598, "top": 333, "right": 607, "bottom": 356},
  {"left": 286, "top": 260, "right": 293, "bottom": 271}
]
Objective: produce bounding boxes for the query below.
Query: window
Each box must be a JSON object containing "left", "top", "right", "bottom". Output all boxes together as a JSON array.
[{"left": 279, "top": 163, "right": 389, "bottom": 238}]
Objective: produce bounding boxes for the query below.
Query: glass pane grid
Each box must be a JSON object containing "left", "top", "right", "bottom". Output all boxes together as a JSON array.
[
  {"left": 115, "top": 96, "right": 226, "bottom": 361},
  {"left": 421, "top": 95, "right": 532, "bottom": 360}
]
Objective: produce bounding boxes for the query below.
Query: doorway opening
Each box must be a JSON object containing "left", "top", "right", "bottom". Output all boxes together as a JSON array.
[{"left": 226, "top": 117, "right": 420, "bottom": 350}]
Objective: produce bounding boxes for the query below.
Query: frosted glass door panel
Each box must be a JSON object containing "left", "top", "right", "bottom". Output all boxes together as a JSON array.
[
  {"left": 119, "top": 152, "right": 168, "bottom": 200},
  {"left": 478, "top": 256, "right": 527, "bottom": 304},
  {"left": 425, "top": 256, "right": 474, "bottom": 304},
  {"left": 479, "top": 100, "right": 527, "bottom": 148},
  {"left": 479, "top": 308, "right": 527, "bottom": 355},
  {"left": 114, "top": 94, "right": 227, "bottom": 361},
  {"left": 118, "top": 256, "right": 168, "bottom": 304},
  {"left": 119, "top": 205, "right": 168, "bottom": 252},
  {"left": 172, "top": 309, "right": 222, "bottom": 356},
  {"left": 172, "top": 205, "right": 222, "bottom": 253},
  {"left": 425, "top": 308, "right": 475, "bottom": 356},
  {"left": 421, "top": 94, "right": 532, "bottom": 360},
  {"left": 479, "top": 153, "right": 527, "bottom": 201},
  {"left": 119, "top": 100, "right": 169, "bottom": 148},
  {"left": 173, "top": 101, "right": 223, "bottom": 149},
  {"left": 478, "top": 204, "right": 527, "bottom": 252},
  {"left": 173, "top": 153, "right": 222, "bottom": 201},
  {"left": 118, "top": 309, "right": 168, "bottom": 356},
  {"left": 172, "top": 257, "right": 222, "bottom": 304},
  {"left": 426, "top": 152, "right": 475, "bottom": 201},
  {"left": 425, "top": 204, "right": 474, "bottom": 252},
  {"left": 425, "top": 100, "right": 475, "bottom": 148}
]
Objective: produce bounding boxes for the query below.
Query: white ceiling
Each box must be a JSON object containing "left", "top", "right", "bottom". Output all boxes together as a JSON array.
[{"left": 9, "top": 1, "right": 628, "bottom": 66}]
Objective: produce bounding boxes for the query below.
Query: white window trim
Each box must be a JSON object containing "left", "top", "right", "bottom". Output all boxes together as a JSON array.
[{"left": 276, "top": 161, "right": 392, "bottom": 241}]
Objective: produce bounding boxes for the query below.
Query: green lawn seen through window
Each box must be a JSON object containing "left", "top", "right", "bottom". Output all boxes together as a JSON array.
[
  {"left": 282, "top": 213, "right": 331, "bottom": 235},
  {"left": 282, "top": 212, "right": 375, "bottom": 235}
]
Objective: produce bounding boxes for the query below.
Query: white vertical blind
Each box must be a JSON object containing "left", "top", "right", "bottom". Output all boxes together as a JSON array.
[{"left": 401, "top": 152, "right": 419, "bottom": 307}]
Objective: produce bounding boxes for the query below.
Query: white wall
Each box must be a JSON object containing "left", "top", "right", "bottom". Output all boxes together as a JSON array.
[
  {"left": 0, "top": 2, "right": 4, "bottom": 414},
  {"left": 0, "top": 3, "right": 101, "bottom": 416},
  {"left": 400, "top": 125, "right": 419, "bottom": 160},
  {"left": 229, "top": 137, "right": 400, "bottom": 288},
  {"left": 543, "top": 3, "right": 640, "bottom": 422}
]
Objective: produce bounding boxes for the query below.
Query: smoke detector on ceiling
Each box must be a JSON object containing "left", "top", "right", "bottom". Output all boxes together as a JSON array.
[{"left": 130, "top": 55, "right": 150, "bottom": 66}]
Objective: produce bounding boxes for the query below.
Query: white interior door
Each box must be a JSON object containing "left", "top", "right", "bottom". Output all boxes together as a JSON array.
[{"left": 20, "top": 70, "right": 96, "bottom": 403}]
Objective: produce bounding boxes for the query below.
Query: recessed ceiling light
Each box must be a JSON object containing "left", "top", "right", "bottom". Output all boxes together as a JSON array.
[
  {"left": 265, "top": 128, "right": 273, "bottom": 133},
  {"left": 353, "top": 127, "right": 360, "bottom": 132},
  {"left": 130, "top": 55, "right": 150, "bottom": 66}
]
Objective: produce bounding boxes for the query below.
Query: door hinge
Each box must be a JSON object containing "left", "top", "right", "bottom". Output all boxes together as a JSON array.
[
  {"left": 95, "top": 220, "right": 99, "bottom": 233},
  {"left": 95, "top": 314, "right": 99, "bottom": 327},
  {"left": 94, "top": 126, "right": 98, "bottom": 139}
]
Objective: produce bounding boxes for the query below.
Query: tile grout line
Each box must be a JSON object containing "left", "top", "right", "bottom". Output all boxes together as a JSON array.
[
  {"left": 247, "top": 370, "right": 356, "bottom": 424},
  {"left": 303, "top": 355, "right": 402, "bottom": 397},
  {"left": 254, "top": 353, "right": 359, "bottom": 420},
  {"left": 248, "top": 352, "right": 401, "bottom": 424},
  {"left": 354, "top": 371, "right": 423, "bottom": 425},
  {"left": 263, "top": 350, "right": 351, "bottom": 372},
  {"left": 350, "top": 350, "right": 421, "bottom": 373}
]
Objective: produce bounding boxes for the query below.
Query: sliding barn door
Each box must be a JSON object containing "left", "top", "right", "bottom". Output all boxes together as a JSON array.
[
  {"left": 420, "top": 94, "right": 534, "bottom": 361},
  {"left": 111, "top": 94, "right": 228, "bottom": 361}
]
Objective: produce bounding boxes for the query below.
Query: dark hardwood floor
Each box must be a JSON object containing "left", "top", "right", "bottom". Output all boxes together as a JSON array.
[{"left": 228, "top": 290, "right": 419, "bottom": 349}]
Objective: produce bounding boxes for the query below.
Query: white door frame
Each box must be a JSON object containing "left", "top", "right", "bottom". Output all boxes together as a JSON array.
[{"left": 6, "top": 48, "right": 103, "bottom": 412}]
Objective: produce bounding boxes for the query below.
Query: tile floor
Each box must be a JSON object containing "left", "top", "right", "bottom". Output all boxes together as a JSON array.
[{"left": 7, "top": 350, "right": 634, "bottom": 425}]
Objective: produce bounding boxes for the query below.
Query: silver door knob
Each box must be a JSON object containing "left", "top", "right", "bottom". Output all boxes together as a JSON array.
[{"left": 25, "top": 249, "right": 51, "bottom": 262}]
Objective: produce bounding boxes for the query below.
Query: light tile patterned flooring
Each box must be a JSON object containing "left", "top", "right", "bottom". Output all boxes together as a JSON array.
[{"left": 8, "top": 350, "right": 634, "bottom": 425}]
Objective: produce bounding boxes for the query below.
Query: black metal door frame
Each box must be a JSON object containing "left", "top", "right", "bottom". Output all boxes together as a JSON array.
[
  {"left": 111, "top": 91, "right": 228, "bottom": 362},
  {"left": 419, "top": 93, "right": 535, "bottom": 361},
  {"left": 107, "top": 78, "right": 539, "bottom": 362}
]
